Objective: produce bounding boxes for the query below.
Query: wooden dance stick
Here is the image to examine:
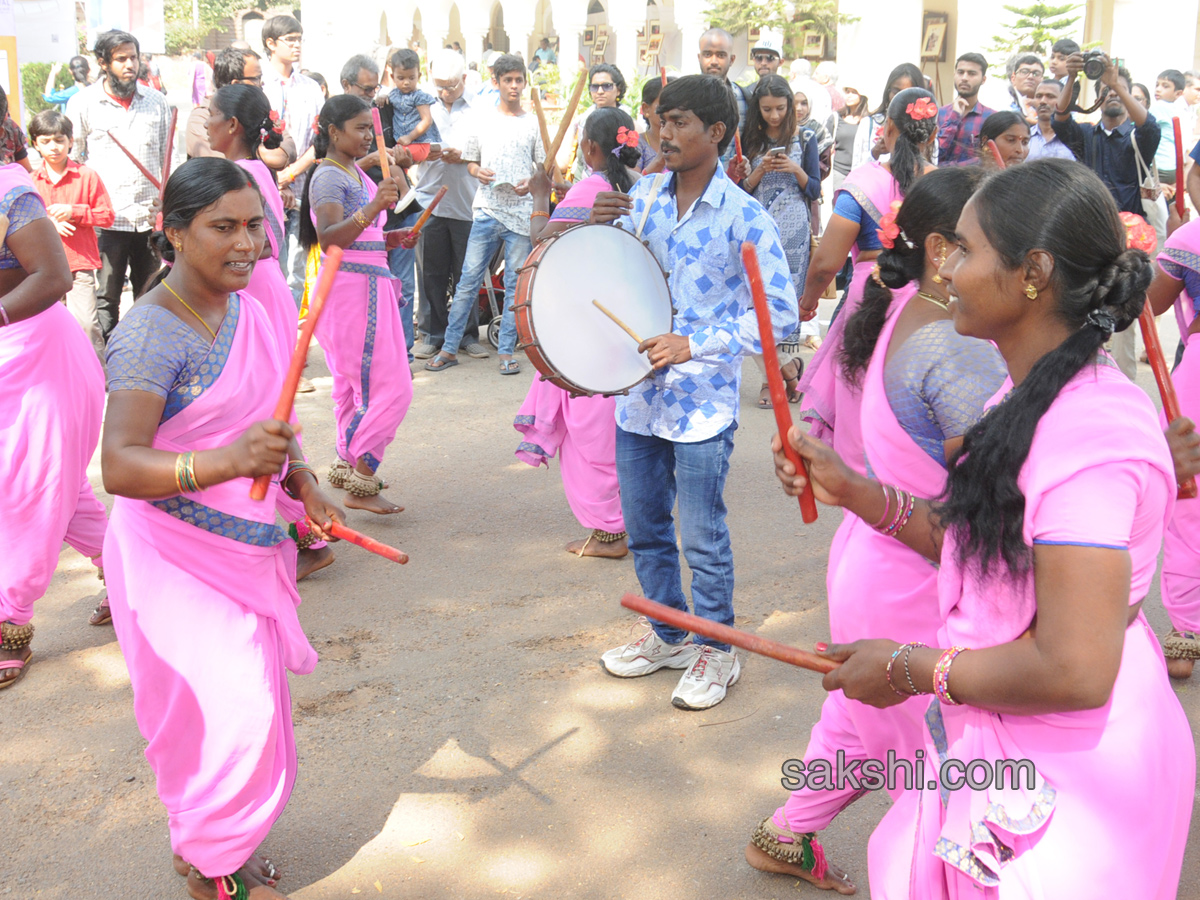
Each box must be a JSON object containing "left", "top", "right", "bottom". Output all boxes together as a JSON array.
[
  {"left": 987, "top": 139, "right": 1006, "bottom": 169},
  {"left": 370, "top": 108, "right": 391, "bottom": 180},
  {"left": 1174, "top": 118, "right": 1186, "bottom": 218},
  {"left": 1140, "top": 306, "right": 1198, "bottom": 499},
  {"left": 405, "top": 185, "right": 448, "bottom": 242},
  {"left": 530, "top": 88, "right": 563, "bottom": 183},
  {"left": 742, "top": 243, "right": 819, "bottom": 523},
  {"left": 106, "top": 130, "right": 161, "bottom": 190},
  {"left": 250, "top": 245, "right": 344, "bottom": 501},
  {"left": 316, "top": 519, "right": 409, "bottom": 563},
  {"left": 621, "top": 594, "right": 839, "bottom": 674},
  {"left": 592, "top": 299, "right": 643, "bottom": 344},
  {"left": 545, "top": 69, "right": 587, "bottom": 174}
]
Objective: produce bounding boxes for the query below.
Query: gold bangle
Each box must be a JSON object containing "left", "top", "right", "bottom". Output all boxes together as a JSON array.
[
  {"left": 352, "top": 209, "right": 370, "bottom": 230},
  {"left": 530, "top": 210, "right": 549, "bottom": 219}
]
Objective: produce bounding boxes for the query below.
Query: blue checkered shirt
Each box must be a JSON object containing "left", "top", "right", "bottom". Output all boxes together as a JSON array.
[{"left": 614, "top": 163, "right": 798, "bottom": 442}]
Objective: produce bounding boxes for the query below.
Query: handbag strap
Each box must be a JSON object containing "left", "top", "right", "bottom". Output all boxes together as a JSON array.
[{"left": 1130, "top": 127, "right": 1158, "bottom": 185}]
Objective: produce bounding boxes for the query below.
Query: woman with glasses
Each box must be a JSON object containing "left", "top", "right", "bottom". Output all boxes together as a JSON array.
[{"left": 569, "top": 63, "right": 626, "bottom": 182}]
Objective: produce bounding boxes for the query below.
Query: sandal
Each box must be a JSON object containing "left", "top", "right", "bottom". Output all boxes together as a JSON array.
[
  {"left": 757, "top": 383, "right": 772, "bottom": 409},
  {"left": 1163, "top": 629, "right": 1200, "bottom": 660},
  {"left": 424, "top": 354, "right": 458, "bottom": 372},
  {"left": 89, "top": 591, "right": 112, "bottom": 626},
  {"left": 0, "top": 620, "right": 34, "bottom": 691},
  {"left": 782, "top": 358, "right": 804, "bottom": 404},
  {"left": 0, "top": 650, "right": 32, "bottom": 690},
  {"left": 499, "top": 359, "right": 521, "bottom": 375}
]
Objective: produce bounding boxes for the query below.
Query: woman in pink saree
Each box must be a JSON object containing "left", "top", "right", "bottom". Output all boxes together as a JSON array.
[
  {"left": 1147, "top": 216, "right": 1200, "bottom": 676},
  {"left": 0, "top": 163, "right": 107, "bottom": 688},
  {"left": 206, "top": 83, "right": 333, "bottom": 579},
  {"left": 747, "top": 168, "right": 1006, "bottom": 893},
  {"left": 514, "top": 108, "right": 640, "bottom": 558},
  {"left": 102, "top": 159, "right": 344, "bottom": 899},
  {"left": 774, "top": 160, "right": 1193, "bottom": 898},
  {"left": 301, "top": 94, "right": 412, "bottom": 515},
  {"left": 794, "top": 87, "right": 937, "bottom": 476}
]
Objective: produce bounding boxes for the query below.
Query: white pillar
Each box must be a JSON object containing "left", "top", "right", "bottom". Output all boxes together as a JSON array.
[
  {"left": 835, "top": 0, "right": 922, "bottom": 103},
  {"left": 676, "top": 5, "right": 706, "bottom": 75}
]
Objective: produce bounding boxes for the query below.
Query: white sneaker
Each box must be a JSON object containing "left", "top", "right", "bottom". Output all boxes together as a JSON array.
[
  {"left": 600, "top": 625, "right": 700, "bottom": 678},
  {"left": 671, "top": 646, "right": 740, "bottom": 710}
]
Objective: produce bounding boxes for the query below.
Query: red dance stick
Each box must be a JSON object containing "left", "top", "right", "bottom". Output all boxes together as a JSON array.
[
  {"left": 371, "top": 107, "right": 391, "bottom": 180},
  {"left": 1174, "top": 117, "right": 1185, "bottom": 217},
  {"left": 250, "top": 245, "right": 344, "bottom": 500},
  {"left": 621, "top": 594, "right": 838, "bottom": 674},
  {"left": 987, "top": 139, "right": 1006, "bottom": 169},
  {"left": 318, "top": 519, "right": 409, "bottom": 564},
  {"left": 1139, "top": 307, "right": 1197, "bottom": 499},
  {"left": 742, "top": 243, "right": 818, "bottom": 523},
  {"left": 106, "top": 130, "right": 161, "bottom": 190},
  {"left": 660, "top": 66, "right": 668, "bottom": 86},
  {"left": 406, "top": 185, "right": 448, "bottom": 241},
  {"left": 734, "top": 131, "right": 744, "bottom": 167}
]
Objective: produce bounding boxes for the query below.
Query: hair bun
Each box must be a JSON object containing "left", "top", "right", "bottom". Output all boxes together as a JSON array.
[
  {"left": 151, "top": 229, "right": 174, "bottom": 263},
  {"left": 875, "top": 249, "right": 912, "bottom": 289},
  {"left": 1092, "top": 247, "right": 1152, "bottom": 331},
  {"left": 259, "top": 115, "right": 284, "bottom": 151},
  {"left": 617, "top": 144, "right": 640, "bottom": 168}
]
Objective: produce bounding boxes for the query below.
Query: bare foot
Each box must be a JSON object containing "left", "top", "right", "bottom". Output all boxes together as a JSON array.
[
  {"left": 297, "top": 545, "right": 334, "bottom": 581},
  {"left": 1168, "top": 658, "right": 1194, "bottom": 679},
  {"left": 175, "top": 854, "right": 279, "bottom": 884},
  {"left": 745, "top": 841, "right": 856, "bottom": 894},
  {"left": 0, "top": 644, "right": 32, "bottom": 689},
  {"left": 187, "top": 865, "right": 287, "bottom": 899},
  {"left": 565, "top": 535, "right": 628, "bottom": 559},
  {"left": 344, "top": 492, "right": 404, "bottom": 515}
]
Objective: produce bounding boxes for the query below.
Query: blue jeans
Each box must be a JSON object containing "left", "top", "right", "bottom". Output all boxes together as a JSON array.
[
  {"left": 281, "top": 207, "right": 307, "bottom": 305},
  {"left": 387, "top": 210, "right": 420, "bottom": 360},
  {"left": 442, "top": 212, "right": 530, "bottom": 357},
  {"left": 615, "top": 424, "right": 737, "bottom": 651}
]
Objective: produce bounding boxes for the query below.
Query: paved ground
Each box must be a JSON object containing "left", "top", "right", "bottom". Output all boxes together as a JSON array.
[{"left": 5, "top": 305, "right": 1200, "bottom": 899}]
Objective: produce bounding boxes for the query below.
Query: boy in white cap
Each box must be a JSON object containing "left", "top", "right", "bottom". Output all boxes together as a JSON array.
[{"left": 751, "top": 30, "right": 784, "bottom": 78}]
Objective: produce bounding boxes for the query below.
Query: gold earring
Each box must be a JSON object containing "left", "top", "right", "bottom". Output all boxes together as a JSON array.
[
  {"left": 1024, "top": 283, "right": 1038, "bottom": 300},
  {"left": 932, "top": 259, "right": 946, "bottom": 283}
]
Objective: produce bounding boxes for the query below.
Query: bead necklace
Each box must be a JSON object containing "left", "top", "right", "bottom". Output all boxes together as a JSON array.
[
  {"left": 917, "top": 290, "right": 950, "bottom": 312},
  {"left": 162, "top": 281, "right": 219, "bottom": 340}
]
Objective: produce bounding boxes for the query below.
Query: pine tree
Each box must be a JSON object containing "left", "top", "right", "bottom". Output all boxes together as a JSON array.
[{"left": 989, "top": 3, "right": 1082, "bottom": 57}]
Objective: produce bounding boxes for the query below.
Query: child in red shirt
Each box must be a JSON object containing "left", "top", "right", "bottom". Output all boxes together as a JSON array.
[{"left": 29, "top": 109, "right": 115, "bottom": 356}]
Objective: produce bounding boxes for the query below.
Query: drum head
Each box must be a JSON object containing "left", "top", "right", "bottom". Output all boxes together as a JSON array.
[{"left": 529, "top": 224, "right": 673, "bottom": 395}]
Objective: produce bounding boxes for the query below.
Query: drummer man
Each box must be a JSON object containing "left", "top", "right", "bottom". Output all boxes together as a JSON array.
[{"left": 589, "top": 74, "right": 798, "bottom": 710}]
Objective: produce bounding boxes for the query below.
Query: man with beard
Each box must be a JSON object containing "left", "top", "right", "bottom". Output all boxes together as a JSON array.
[
  {"left": 69, "top": 30, "right": 169, "bottom": 342},
  {"left": 1026, "top": 79, "right": 1074, "bottom": 160},
  {"left": 1052, "top": 53, "right": 1159, "bottom": 216},
  {"left": 698, "top": 28, "right": 747, "bottom": 136},
  {"left": 937, "top": 52, "right": 993, "bottom": 165},
  {"left": 750, "top": 31, "right": 783, "bottom": 79}
]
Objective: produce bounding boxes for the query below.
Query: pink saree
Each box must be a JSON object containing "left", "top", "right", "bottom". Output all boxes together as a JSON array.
[
  {"left": 869, "top": 364, "right": 1193, "bottom": 899},
  {"left": 1158, "top": 222, "right": 1200, "bottom": 632},
  {"left": 797, "top": 159, "right": 900, "bottom": 475},
  {"left": 0, "top": 165, "right": 106, "bottom": 626},
  {"left": 236, "top": 158, "right": 297, "bottom": 354},
  {"left": 513, "top": 173, "right": 624, "bottom": 534},
  {"left": 104, "top": 292, "right": 317, "bottom": 879},
  {"left": 776, "top": 289, "right": 946, "bottom": 834},
  {"left": 311, "top": 164, "right": 412, "bottom": 473}
]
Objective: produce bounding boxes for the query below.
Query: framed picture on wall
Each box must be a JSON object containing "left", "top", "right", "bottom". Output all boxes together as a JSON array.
[
  {"left": 921, "top": 12, "right": 949, "bottom": 62},
  {"left": 646, "top": 34, "right": 663, "bottom": 56},
  {"left": 650, "top": 21, "right": 660, "bottom": 35},
  {"left": 583, "top": 27, "right": 595, "bottom": 45},
  {"left": 747, "top": 26, "right": 760, "bottom": 42},
  {"left": 593, "top": 33, "right": 609, "bottom": 57},
  {"left": 802, "top": 32, "right": 825, "bottom": 59}
]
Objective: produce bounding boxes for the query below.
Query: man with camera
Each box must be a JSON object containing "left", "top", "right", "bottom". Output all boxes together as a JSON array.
[{"left": 1054, "top": 52, "right": 1160, "bottom": 379}]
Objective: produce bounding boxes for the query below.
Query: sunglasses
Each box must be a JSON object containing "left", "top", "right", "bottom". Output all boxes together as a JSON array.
[
  {"left": 753, "top": 53, "right": 778, "bottom": 63},
  {"left": 590, "top": 82, "right": 617, "bottom": 92}
]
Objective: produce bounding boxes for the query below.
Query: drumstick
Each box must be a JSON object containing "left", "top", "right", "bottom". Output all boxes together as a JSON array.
[
  {"left": 405, "top": 185, "right": 448, "bottom": 242},
  {"left": 545, "top": 68, "right": 588, "bottom": 173},
  {"left": 371, "top": 108, "right": 391, "bottom": 180},
  {"left": 742, "top": 243, "right": 819, "bottom": 523},
  {"left": 313, "top": 518, "right": 409, "bottom": 563},
  {"left": 250, "top": 245, "right": 344, "bottom": 501},
  {"left": 1174, "top": 118, "right": 1185, "bottom": 217},
  {"left": 987, "top": 139, "right": 1006, "bottom": 169},
  {"left": 1139, "top": 306, "right": 1198, "bottom": 499},
  {"left": 621, "top": 594, "right": 839, "bottom": 674},
  {"left": 592, "top": 299, "right": 643, "bottom": 344},
  {"left": 635, "top": 173, "right": 664, "bottom": 240},
  {"left": 106, "top": 130, "right": 161, "bottom": 190}
]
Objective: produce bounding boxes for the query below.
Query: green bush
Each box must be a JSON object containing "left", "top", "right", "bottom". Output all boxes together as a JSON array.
[{"left": 21, "top": 61, "right": 73, "bottom": 123}]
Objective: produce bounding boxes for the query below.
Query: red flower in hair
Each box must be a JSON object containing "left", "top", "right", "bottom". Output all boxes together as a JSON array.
[
  {"left": 1119, "top": 211, "right": 1157, "bottom": 253},
  {"left": 905, "top": 97, "right": 938, "bottom": 121},
  {"left": 615, "top": 125, "right": 640, "bottom": 149},
  {"left": 877, "top": 200, "right": 903, "bottom": 250}
]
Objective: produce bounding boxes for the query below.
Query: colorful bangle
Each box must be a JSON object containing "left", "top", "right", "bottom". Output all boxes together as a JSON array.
[
  {"left": 283, "top": 460, "right": 317, "bottom": 499},
  {"left": 887, "top": 491, "right": 916, "bottom": 538},
  {"left": 870, "top": 483, "right": 894, "bottom": 529},
  {"left": 352, "top": 209, "right": 371, "bottom": 230},
  {"left": 530, "top": 210, "right": 549, "bottom": 219},
  {"left": 174, "top": 451, "right": 201, "bottom": 494},
  {"left": 885, "top": 645, "right": 907, "bottom": 696},
  {"left": 902, "top": 642, "right": 929, "bottom": 695},
  {"left": 0, "top": 302, "right": 9, "bottom": 327},
  {"left": 933, "top": 646, "right": 967, "bottom": 706}
]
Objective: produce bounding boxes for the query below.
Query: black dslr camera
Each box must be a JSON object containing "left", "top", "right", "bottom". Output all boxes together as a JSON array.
[{"left": 1081, "top": 50, "right": 1108, "bottom": 81}]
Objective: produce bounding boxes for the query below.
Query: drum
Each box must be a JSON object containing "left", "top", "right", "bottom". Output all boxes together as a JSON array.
[{"left": 514, "top": 223, "right": 673, "bottom": 396}]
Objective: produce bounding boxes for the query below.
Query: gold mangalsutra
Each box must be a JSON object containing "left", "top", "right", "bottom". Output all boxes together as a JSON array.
[
  {"left": 917, "top": 291, "right": 950, "bottom": 312},
  {"left": 162, "top": 282, "right": 218, "bottom": 340}
]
